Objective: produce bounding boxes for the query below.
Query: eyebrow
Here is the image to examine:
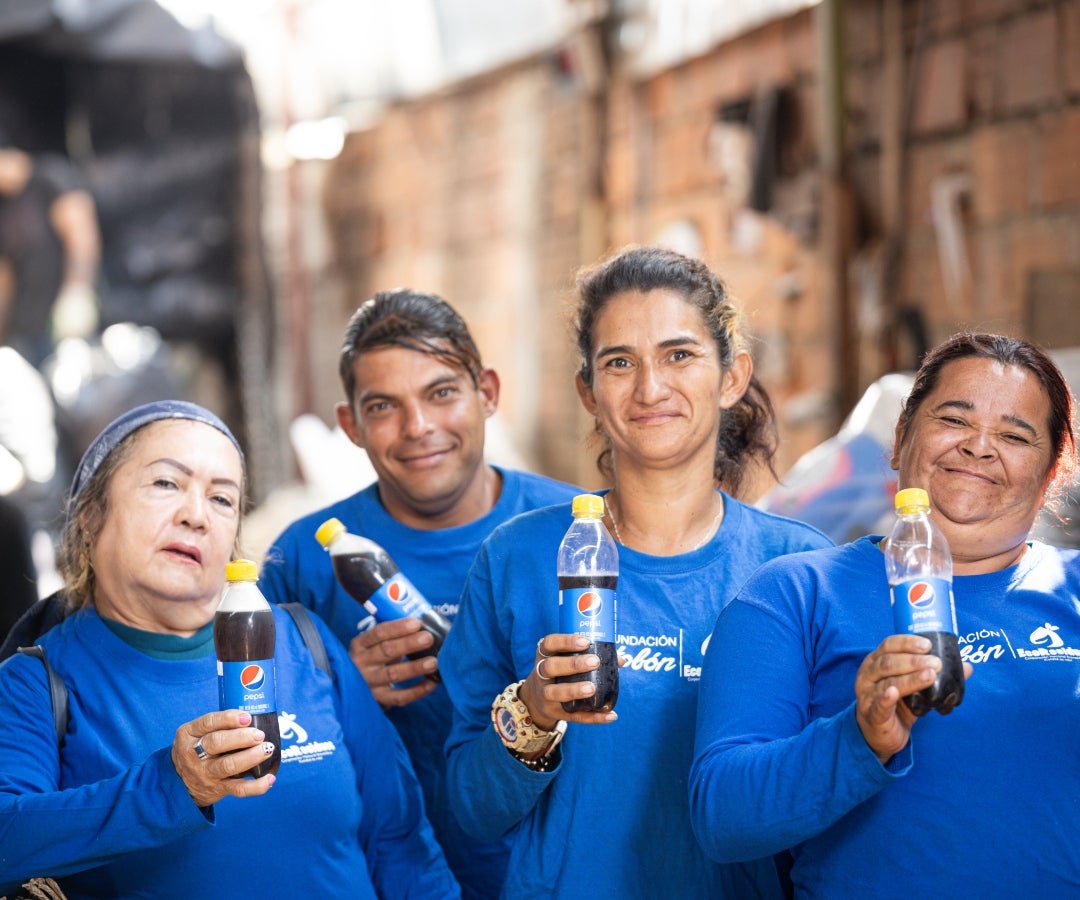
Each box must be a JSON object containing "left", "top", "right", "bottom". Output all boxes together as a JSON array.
[
  {"left": 152, "top": 457, "right": 242, "bottom": 492},
  {"left": 596, "top": 334, "right": 705, "bottom": 359},
  {"left": 931, "top": 400, "right": 1040, "bottom": 438}
]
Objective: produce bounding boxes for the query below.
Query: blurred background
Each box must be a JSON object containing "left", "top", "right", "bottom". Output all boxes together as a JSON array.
[{"left": 1, "top": 0, "right": 1078, "bottom": 614}]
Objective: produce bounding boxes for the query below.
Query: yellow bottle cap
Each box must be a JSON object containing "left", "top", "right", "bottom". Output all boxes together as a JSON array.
[
  {"left": 225, "top": 559, "right": 258, "bottom": 581},
  {"left": 315, "top": 517, "right": 346, "bottom": 548},
  {"left": 894, "top": 487, "right": 930, "bottom": 513},
  {"left": 571, "top": 494, "right": 605, "bottom": 518}
]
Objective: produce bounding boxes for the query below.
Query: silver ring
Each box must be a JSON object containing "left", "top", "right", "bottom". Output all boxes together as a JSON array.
[
  {"left": 536, "top": 637, "right": 550, "bottom": 659},
  {"left": 194, "top": 739, "right": 209, "bottom": 760},
  {"left": 535, "top": 658, "right": 551, "bottom": 682}
]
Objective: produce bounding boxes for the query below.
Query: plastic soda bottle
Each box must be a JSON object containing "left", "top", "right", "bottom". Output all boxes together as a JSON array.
[
  {"left": 883, "top": 487, "right": 964, "bottom": 716},
  {"left": 214, "top": 559, "right": 281, "bottom": 776},
  {"left": 315, "top": 517, "right": 450, "bottom": 681},
  {"left": 557, "top": 494, "right": 619, "bottom": 713}
]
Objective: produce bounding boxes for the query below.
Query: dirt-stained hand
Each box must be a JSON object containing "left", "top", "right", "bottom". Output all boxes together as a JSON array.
[
  {"left": 517, "top": 634, "right": 619, "bottom": 731},
  {"left": 349, "top": 618, "right": 438, "bottom": 708},
  {"left": 854, "top": 634, "right": 972, "bottom": 764},
  {"left": 171, "top": 710, "right": 277, "bottom": 808}
]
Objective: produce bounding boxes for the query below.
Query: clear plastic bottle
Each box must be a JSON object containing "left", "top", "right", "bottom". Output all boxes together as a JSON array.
[
  {"left": 557, "top": 494, "right": 619, "bottom": 713},
  {"left": 214, "top": 559, "right": 281, "bottom": 776},
  {"left": 882, "top": 488, "right": 964, "bottom": 716},
  {"left": 315, "top": 517, "right": 450, "bottom": 681}
]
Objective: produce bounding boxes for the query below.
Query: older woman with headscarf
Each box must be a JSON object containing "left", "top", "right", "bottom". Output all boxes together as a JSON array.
[{"left": 0, "top": 401, "right": 458, "bottom": 899}]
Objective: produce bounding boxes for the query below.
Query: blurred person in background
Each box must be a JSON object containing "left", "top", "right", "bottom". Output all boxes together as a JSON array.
[
  {"left": 690, "top": 332, "right": 1080, "bottom": 895},
  {"left": 439, "top": 245, "right": 832, "bottom": 898},
  {"left": 0, "top": 146, "right": 101, "bottom": 367},
  {"left": 258, "top": 288, "right": 579, "bottom": 899},
  {"left": 0, "top": 493, "right": 37, "bottom": 641},
  {"left": 0, "top": 400, "right": 458, "bottom": 898}
]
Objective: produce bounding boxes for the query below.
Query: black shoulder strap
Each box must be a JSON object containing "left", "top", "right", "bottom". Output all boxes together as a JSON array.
[
  {"left": 16, "top": 645, "right": 68, "bottom": 749},
  {"left": 280, "top": 602, "right": 335, "bottom": 683},
  {"left": 0, "top": 592, "right": 71, "bottom": 663}
]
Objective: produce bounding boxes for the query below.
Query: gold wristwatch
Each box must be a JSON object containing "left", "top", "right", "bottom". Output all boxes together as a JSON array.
[{"left": 491, "top": 680, "right": 566, "bottom": 770}]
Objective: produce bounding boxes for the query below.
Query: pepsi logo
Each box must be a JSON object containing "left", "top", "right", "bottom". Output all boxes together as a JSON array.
[
  {"left": 388, "top": 580, "right": 407, "bottom": 604},
  {"left": 577, "top": 591, "right": 602, "bottom": 618},
  {"left": 240, "top": 665, "right": 266, "bottom": 691},
  {"left": 907, "top": 582, "right": 936, "bottom": 609}
]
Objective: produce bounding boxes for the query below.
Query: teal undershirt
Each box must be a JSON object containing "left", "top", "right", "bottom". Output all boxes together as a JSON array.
[{"left": 100, "top": 616, "right": 214, "bottom": 660}]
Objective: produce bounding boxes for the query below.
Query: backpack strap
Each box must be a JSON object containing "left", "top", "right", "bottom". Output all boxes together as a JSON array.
[
  {"left": 280, "top": 602, "right": 335, "bottom": 683},
  {"left": 16, "top": 645, "right": 68, "bottom": 749}
]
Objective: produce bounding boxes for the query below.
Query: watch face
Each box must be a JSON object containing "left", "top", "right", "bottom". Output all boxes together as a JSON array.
[{"left": 494, "top": 706, "right": 519, "bottom": 744}]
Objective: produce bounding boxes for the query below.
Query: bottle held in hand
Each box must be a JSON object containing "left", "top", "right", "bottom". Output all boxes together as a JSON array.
[
  {"left": 214, "top": 559, "right": 281, "bottom": 776},
  {"left": 315, "top": 517, "right": 450, "bottom": 681},
  {"left": 557, "top": 494, "right": 619, "bottom": 713},
  {"left": 883, "top": 488, "right": 964, "bottom": 716}
]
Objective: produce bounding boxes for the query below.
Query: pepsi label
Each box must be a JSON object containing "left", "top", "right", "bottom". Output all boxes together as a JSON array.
[
  {"left": 217, "top": 657, "right": 277, "bottom": 715},
  {"left": 559, "top": 586, "right": 616, "bottom": 643},
  {"left": 890, "top": 577, "right": 957, "bottom": 636},
  {"left": 362, "top": 572, "right": 432, "bottom": 621}
]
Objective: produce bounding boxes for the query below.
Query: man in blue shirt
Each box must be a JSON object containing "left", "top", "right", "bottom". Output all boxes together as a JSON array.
[{"left": 260, "top": 288, "right": 579, "bottom": 899}]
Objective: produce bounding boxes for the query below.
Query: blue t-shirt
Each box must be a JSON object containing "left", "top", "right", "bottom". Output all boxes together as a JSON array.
[
  {"left": 440, "top": 493, "right": 831, "bottom": 899},
  {"left": 259, "top": 466, "right": 579, "bottom": 899},
  {"left": 691, "top": 537, "right": 1080, "bottom": 896},
  {"left": 0, "top": 605, "right": 458, "bottom": 898}
]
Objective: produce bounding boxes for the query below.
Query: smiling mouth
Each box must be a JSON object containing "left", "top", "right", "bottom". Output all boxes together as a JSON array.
[
  {"left": 943, "top": 467, "right": 997, "bottom": 485},
  {"left": 398, "top": 447, "right": 453, "bottom": 465}
]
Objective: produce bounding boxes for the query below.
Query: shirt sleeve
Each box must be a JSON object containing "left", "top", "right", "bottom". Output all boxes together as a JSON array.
[
  {"left": 0, "top": 655, "right": 210, "bottom": 892},
  {"left": 441, "top": 538, "right": 557, "bottom": 843},
  {"left": 689, "top": 572, "right": 910, "bottom": 864},
  {"left": 325, "top": 619, "right": 460, "bottom": 899}
]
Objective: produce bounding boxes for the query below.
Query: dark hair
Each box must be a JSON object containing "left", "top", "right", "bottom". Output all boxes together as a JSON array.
[
  {"left": 897, "top": 332, "right": 1079, "bottom": 498},
  {"left": 573, "top": 245, "right": 778, "bottom": 495},
  {"left": 339, "top": 289, "right": 483, "bottom": 406}
]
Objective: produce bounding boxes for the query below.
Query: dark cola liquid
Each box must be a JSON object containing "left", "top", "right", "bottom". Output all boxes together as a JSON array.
[
  {"left": 330, "top": 551, "right": 450, "bottom": 669},
  {"left": 905, "top": 631, "right": 965, "bottom": 716},
  {"left": 214, "top": 608, "right": 281, "bottom": 777},
  {"left": 557, "top": 575, "right": 619, "bottom": 713}
]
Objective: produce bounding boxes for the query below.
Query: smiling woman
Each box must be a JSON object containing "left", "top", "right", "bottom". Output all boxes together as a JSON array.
[
  {"left": 438, "top": 245, "right": 832, "bottom": 899},
  {"left": 690, "top": 332, "right": 1080, "bottom": 896},
  {"left": 0, "top": 401, "right": 458, "bottom": 898}
]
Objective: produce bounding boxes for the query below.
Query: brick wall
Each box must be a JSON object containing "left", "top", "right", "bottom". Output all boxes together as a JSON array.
[{"left": 317, "top": 0, "right": 1080, "bottom": 496}]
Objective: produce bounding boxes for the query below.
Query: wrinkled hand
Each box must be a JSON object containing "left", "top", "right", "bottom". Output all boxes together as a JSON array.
[
  {"left": 517, "top": 634, "right": 619, "bottom": 731},
  {"left": 854, "top": 634, "right": 971, "bottom": 764},
  {"left": 172, "top": 710, "right": 276, "bottom": 808},
  {"left": 349, "top": 618, "right": 438, "bottom": 708}
]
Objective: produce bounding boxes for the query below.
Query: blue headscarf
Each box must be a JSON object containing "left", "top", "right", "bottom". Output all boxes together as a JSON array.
[{"left": 70, "top": 400, "right": 244, "bottom": 501}]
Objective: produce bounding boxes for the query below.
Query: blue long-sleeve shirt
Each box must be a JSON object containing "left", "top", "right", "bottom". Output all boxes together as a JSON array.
[
  {"left": 440, "top": 494, "right": 831, "bottom": 899},
  {"left": 258, "top": 468, "right": 579, "bottom": 899},
  {"left": 691, "top": 537, "right": 1080, "bottom": 896},
  {"left": 0, "top": 605, "right": 458, "bottom": 899}
]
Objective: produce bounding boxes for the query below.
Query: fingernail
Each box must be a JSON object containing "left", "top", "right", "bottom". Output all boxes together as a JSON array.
[
  {"left": 575, "top": 636, "right": 590, "bottom": 648},
  {"left": 586, "top": 654, "right": 600, "bottom": 667},
  {"left": 238, "top": 712, "right": 252, "bottom": 725},
  {"left": 422, "top": 656, "right": 437, "bottom": 671},
  {"left": 267, "top": 775, "right": 277, "bottom": 787},
  {"left": 262, "top": 742, "right": 275, "bottom": 755},
  {"left": 605, "top": 712, "right": 618, "bottom": 722}
]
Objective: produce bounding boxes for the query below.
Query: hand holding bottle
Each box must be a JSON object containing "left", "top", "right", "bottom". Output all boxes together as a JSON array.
[{"left": 349, "top": 618, "right": 440, "bottom": 708}]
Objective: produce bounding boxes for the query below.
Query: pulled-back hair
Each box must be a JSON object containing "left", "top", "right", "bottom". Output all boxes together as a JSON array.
[
  {"left": 574, "top": 245, "right": 778, "bottom": 495},
  {"left": 897, "top": 332, "right": 1078, "bottom": 498},
  {"left": 339, "top": 289, "right": 483, "bottom": 406}
]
